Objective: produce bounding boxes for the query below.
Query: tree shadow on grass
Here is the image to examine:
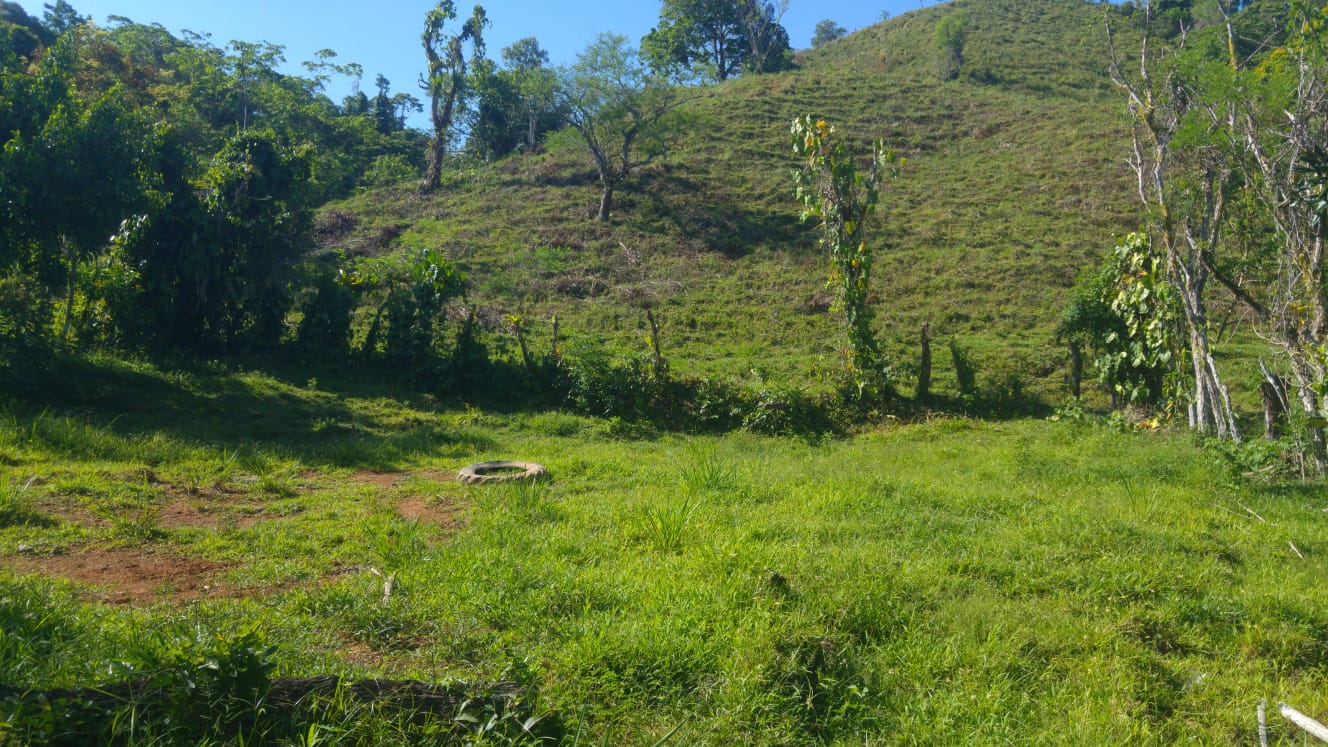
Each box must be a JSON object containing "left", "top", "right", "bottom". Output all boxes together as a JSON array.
[
  {"left": 0, "top": 351, "right": 497, "bottom": 472},
  {"left": 624, "top": 171, "right": 815, "bottom": 259}
]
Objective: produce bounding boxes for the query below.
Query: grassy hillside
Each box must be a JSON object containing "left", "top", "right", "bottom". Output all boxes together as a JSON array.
[{"left": 321, "top": 0, "right": 1141, "bottom": 397}]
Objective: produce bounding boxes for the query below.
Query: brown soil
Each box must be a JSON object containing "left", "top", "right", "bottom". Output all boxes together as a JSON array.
[
  {"left": 348, "top": 469, "right": 455, "bottom": 489},
  {"left": 8, "top": 471, "right": 467, "bottom": 606},
  {"left": 394, "top": 494, "right": 467, "bottom": 529},
  {"left": 7, "top": 546, "right": 239, "bottom": 605},
  {"left": 155, "top": 495, "right": 264, "bottom": 530},
  {"left": 35, "top": 489, "right": 264, "bottom": 532},
  {"left": 348, "top": 470, "right": 466, "bottom": 529}
]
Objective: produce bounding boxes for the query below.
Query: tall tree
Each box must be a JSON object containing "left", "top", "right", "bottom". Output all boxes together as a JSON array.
[
  {"left": 373, "top": 74, "right": 395, "bottom": 133},
  {"left": 736, "top": 0, "right": 791, "bottom": 74},
  {"left": 560, "top": 33, "right": 693, "bottom": 221},
  {"left": 934, "top": 10, "right": 967, "bottom": 81},
  {"left": 643, "top": 0, "right": 746, "bottom": 82},
  {"left": 41, "top": 0, "right": 84, "bottom": 36},
  {"left": 811, "top": 19, "right": 846, "bottom": 48},
  {"left": 501, "top": 37, "right": 558, "bottom": 152},
  {"left": 1106, "top": 2, "right": 1241, "bottom": 440},
  {"left": 420, "top": 1, "right": 487, "bottom": 193}
]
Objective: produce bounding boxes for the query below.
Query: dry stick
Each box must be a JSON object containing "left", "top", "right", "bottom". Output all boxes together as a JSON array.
[
  {"left": 646, "top": 309, "right": 665, "bottom": 378},
  {"left": 1258, "top": 699, "right": 1269, "bottom": 747},
  {"left": 368, "top": 567, "right": 396, "bottom": 603},
  {"left": 550, "top": 314, "right": 560, "bottom": 358},
  {"left": 1279, "top": 702, "right": 1328, "bottom": 743},
  {"left": 1238, "top": 502, "right": 1267, "bottom": 523},
  {"left": 1289, "top": 541, "right": 1305, "bottom": 560}
]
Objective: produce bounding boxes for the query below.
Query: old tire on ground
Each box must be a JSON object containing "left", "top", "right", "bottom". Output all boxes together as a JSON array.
[{"left": 457, "top": 460, "right": 547, "bottom": 485}]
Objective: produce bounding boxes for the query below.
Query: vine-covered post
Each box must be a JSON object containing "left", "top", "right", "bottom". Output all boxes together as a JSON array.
[{"left": 791, "top": 115, "right": 901, "bottom": 395}]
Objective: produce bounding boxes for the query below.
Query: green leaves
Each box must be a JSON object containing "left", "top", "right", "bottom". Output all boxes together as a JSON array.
[{"left": 790, "top": 115, "right": 900, "bottom": 394}]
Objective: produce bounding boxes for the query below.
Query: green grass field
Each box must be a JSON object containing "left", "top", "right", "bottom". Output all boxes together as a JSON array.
[{"left": 1, "top": 356, "right": 1325, "bottom": 744}]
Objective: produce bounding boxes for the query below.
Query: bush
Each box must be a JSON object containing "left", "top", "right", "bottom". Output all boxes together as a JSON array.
[{"left": 359, "top": 154, "right": 418, "bottom": 188}]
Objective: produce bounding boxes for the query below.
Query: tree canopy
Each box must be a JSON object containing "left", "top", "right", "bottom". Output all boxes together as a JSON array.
[
  {"left": 811, "top": 19, "right": 847, "bottom": 48},
  {"left": 560, "top": 33, "right": 694, "bottom": 221},
  {"left": 642, "top": 0, "right": 790, "bottom": 81}
]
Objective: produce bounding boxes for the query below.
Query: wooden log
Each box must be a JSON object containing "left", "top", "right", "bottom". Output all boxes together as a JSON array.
[{"left": 1279, "top": 702, "right": 1328, "bottom": 743}]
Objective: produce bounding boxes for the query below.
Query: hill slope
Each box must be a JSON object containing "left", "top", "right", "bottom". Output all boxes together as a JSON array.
[{"left": 323, "top": 0, "right": 1140, "bottom": 395}]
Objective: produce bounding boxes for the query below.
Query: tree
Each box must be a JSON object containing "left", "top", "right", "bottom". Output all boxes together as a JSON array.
[
  {"left": 560, "top": 34, "right": 694, "bottom": 221},
  {"left": 373, "top": 74, "right": 396, "bottom": 133},
  {"left": 935, "top": 11, "right": 967, "bottom": 81},
  {"left": 118, "top": 131, "right": 312, "bottom": 350},
  {"left": 1059, "top": 234, "right": 1179, "bottom": 407},
  {"left": 643, "top": 0, "right": 746, "bottom": 82},
  {"left": 1106, "top": 3, "right": 1242, "bottom": 440},
  {"left": 791, "top": 116, "right": 901, "bottom": 395},
  {"left": 0, "top": 28, "right": 160, "bottom": 347},
  {"left": 1, "top": 2, "right": 54, "bottom": 59},
  {"left": 420, "top": 1, "right": 487, "bottom": 194},
  {"left": 41, "top": 0, "right": 83, "bottom": 37},
  {"left": 466, "top": 57, "right": 521, "bottom": 159},
  {"left": 811, "top": 19, "right": 846, "bottom": 48},
  {"left": 502, "top": 37, "right": 559, "bottom": 152},
  {"left": 1223, "top": 0, "right": 1328, "bottom": 465},
  {"left": 736, "top": 0, "right": 791, "bottom": 74}
]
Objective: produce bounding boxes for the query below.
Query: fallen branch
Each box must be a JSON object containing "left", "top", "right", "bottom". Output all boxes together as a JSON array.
[
  {"left": 1237, "top": 502, "right": 1266, "bottom": 523},
  {"left": 1259, "top": 699, "right": 1268, "bottom": 747},
  {"left": 1279, "top": 702, "right": 1328, "bottom": 743},
  {"left": 1289, "top": 541, "right": 1305, "bottom": 560}
]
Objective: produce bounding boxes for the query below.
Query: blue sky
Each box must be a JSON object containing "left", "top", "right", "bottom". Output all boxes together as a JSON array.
[{"left": 14, "top": 0, "right": 945, "bottom": 127}]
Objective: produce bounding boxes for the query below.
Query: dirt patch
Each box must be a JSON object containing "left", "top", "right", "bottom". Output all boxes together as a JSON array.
[
  {"left": 394, "top": 495, "right": 467, "bottom": 529},
  {"left": 349, "top": 469, "right": 455, "bottom": 489},
  {"left": 348, "top": 470, "right": 466, "bottom": 529},
  {"left": 34, "top": 495, "right": 264, "bottom": 532},
  {"left": 155, "top": 496, "right": 264, "bottom": 530},
  {"left": 7, "top": 546, "right": 239, "bottom": 605}
]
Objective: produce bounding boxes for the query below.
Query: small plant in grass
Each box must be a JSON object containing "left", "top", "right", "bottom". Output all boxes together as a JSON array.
[
  {"left": 678, "top": 442, "right": 737, "bottom": 495},
  {"left": 949, "top": 337, "right": 979, "bottom": 400},
  {"left": 180, "top": 446, "right": 241, "bottom": 494},
  {"left": 638, "top": 493, "right": 703, "bottom": 553},
  {"left": 88, "top": 478, "right": 165, "bottom": 542},
  {"left": 238, "top": 450, "right": 300, "bottom": 497},
  {"left": 361, "top": 510, "right": 431, "bottom": 575},
  {"left": 0, "top": 477, "right": 37, "bottom": 527}
]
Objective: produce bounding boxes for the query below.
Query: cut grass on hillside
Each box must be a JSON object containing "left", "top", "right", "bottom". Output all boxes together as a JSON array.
[
  {"left": 1, "top": 357, "right": 1326, "bottom": 744},
  {"left": 318, "top": 0, "right": 1153, "bottom": 402}
]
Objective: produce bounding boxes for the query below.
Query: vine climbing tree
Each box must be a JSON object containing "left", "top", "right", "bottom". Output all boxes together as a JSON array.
[{"left": 791, "top": 115, "right": 901, "bottom": 396}]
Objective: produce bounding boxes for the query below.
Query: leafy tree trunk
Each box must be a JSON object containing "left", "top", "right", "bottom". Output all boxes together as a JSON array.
[
  {"left": 1227, "top": 6, "right": 1328, "bottom": 469},
  {"left": 422, "top": 90, "right": 457, "bottom": 193},
  {"left": 526, "top": 105, "right": 538, "bottom": 152},
  {"left": 1108, "top": 14, "right": 1241, "bottom": 440}
]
